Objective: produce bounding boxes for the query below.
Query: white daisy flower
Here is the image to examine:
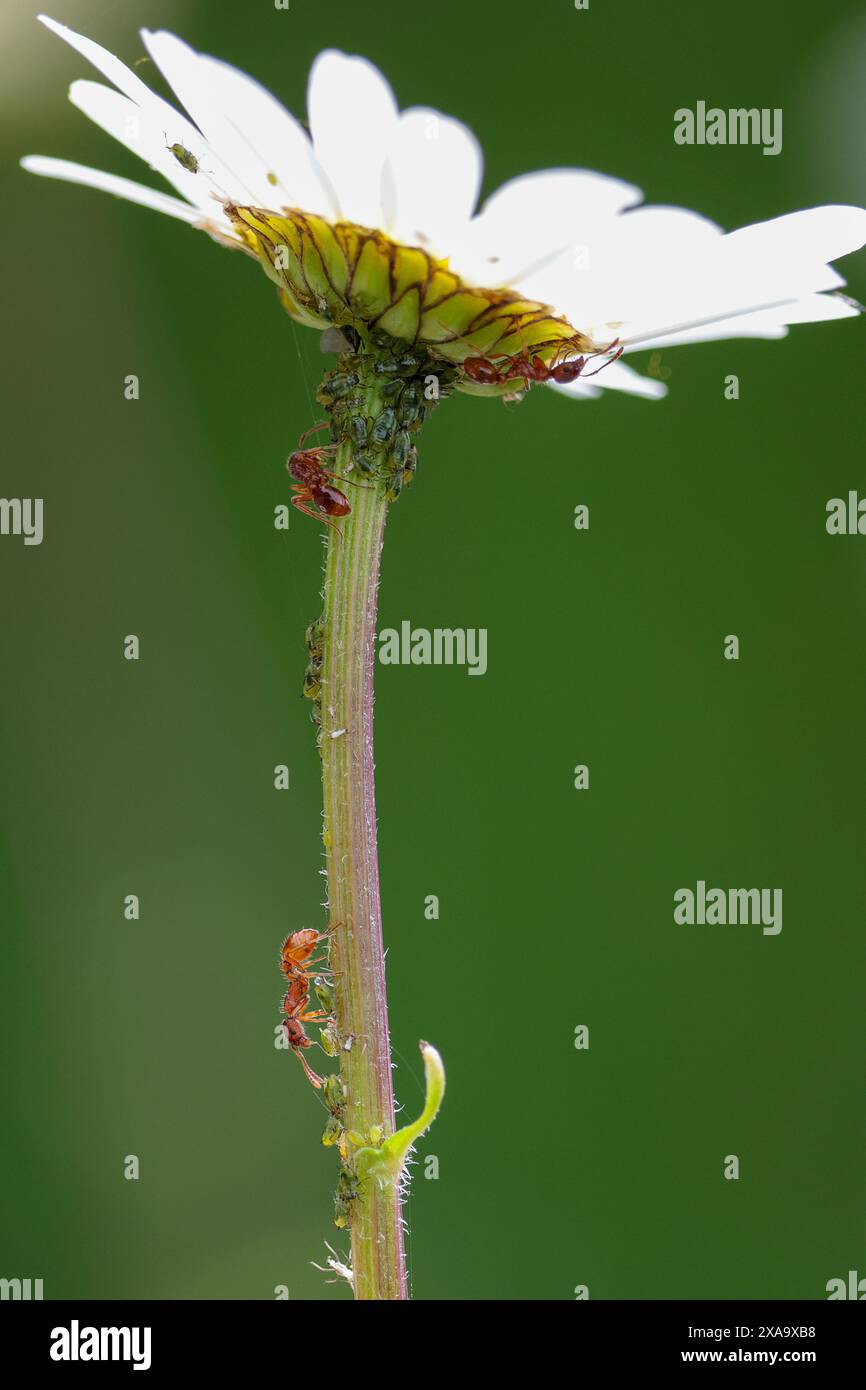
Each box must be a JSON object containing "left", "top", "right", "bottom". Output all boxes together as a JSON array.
[{"left": 21, "top": 14, "right": 866, "bottom": 401}]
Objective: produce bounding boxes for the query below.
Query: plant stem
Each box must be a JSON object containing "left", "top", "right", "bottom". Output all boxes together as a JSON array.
[{"left": 320, "top": 428, "right": 406, "bottom": 1301}]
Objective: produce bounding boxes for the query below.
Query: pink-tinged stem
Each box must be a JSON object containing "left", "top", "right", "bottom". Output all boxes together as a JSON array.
[{"left": 320, "top": 451, "right": 406, "bottom": 1300}]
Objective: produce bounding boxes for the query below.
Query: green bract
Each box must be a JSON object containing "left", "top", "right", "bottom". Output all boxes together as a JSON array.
[{"left": 227, "top": 204, "right": 594, "bottom": 389}]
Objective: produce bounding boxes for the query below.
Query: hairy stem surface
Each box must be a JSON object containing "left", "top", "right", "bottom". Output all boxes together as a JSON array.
[{"left": 320, "top": 424, "right": 405, "bottom": 1301}]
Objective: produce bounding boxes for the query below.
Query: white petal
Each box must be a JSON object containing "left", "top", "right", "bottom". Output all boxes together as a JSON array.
[
  {"left": 550, "top": 359, "right": 667, "bottom": 400},
  {"left": 381, "top": 107, "right": 481, "bottom": 256},
  {"left": 39, "top": 15, "right": 159, "bottom": 109},
  {"left": 553, "top": 380, "right": 602, "bottom": 399},
  {"left": 617, "top": 207, "right": 865, "bottom": 345},
  {"left": 525, "top": 205, "right": 724, "bottom": 331},
  {"left": 453, "top": 169, "right": 643, "bottom": 285},
  {"left": 68, "top": 80, "right": 230, "bottom": 221},
  {"left": 723, "top": 205, "right": 866, "bottom": 275},
  {"left": 37, "top": 16, "right": 251, "bottom": 205},
  {"left": 20, "top": 155, "right": 203, "bottom": 223},
  {"left": 140, "top": 30, "right": 272, "bottom": 204},
  {"left": 191, "top": 52, "right": 339, "bottom": 218},
  {"left": 530, "top": 203, "right": 866, "bottom": 354},
  {"left": 764, "top": 292, "right": 861, "bottom": 324},
  {"left": 626, "top": 206, "right": 864, "bottom": 334},
  {"left": 307, "top": 50, "right": 398, "bottom": 226},
  {"left": 622, "top": 292, "right": 860, "bottom": 351}
]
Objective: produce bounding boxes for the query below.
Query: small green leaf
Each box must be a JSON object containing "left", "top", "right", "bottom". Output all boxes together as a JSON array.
[{"left": 355, "top": 1042, "right": 445, "bottom": 1186}]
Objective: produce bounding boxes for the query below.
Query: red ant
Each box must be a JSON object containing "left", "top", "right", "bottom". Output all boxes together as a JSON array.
[
  {"left": 279, "top": 924, "right": 342, "bottom": 1087},
  {"left": 286, "top": 423, "right": 366, "bottom": 535},
  {"left": 463, "top": 338, "right": 623, "bottom": 390},
  {"left": 280, "top": 927, "right": 331, "bottom": 982},
  {"left": 282, "top": 973, "right": 329, "bottom": 1089}
]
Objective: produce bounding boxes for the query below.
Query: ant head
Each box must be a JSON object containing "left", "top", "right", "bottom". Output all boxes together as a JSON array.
[{"left": 550, "top": 358, "right": 586, "bottom": 384}]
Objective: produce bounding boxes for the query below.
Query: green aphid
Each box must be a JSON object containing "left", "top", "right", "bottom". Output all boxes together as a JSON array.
[
  {"left": 371, "top": 408, "right": 397, "bottom": 448},
  {"left": 436, "top": 367, "right": 457, "bottom": 394},
  {"left": 402, "top": 449, "right": 418, "bottom": 487},
  {"left": 319, "top": 1025, "right": 339, "bottom": 1058},
  {"left": 374, "top": 357, "right": 401, "bottom": 375},
  {"left": 305, "top": 616, "right": 325, "bottom": 652},
  {"left": 379, "top": 377, "right": 405, "bottom": 401},
  {"left": 323, "top": 1073, "right": 345, "bottom": 1115},
  {"left": 322, "top": 1115, "right": 342, "bottom": 1147},
  {"left": 352, "top": 451, "right": 377, "bottom": 477},
  {"left": 397, "top": 381, "right": 423, "bottom": 426},
  {"left": 166, "top": 141, "right": 201, "bottom": 174},
  {"left": 317, "top": 371, "right": 359, "bottom": 404},
  {"left": 368, "top": 1124, "right": 384, "bottom": 1146},
  {"left": 349, "top": 415, "right": 369, "bottom": 449},
  {"left": 334, "top": 1167, "right": 359, "bottom": 1228},
  {"left": 391, "top": 430, "right": 412, "bottom": 469},
  {"left": 385, "top": 472, "right": 403, "bottom": 503},
  {"left": 314, "top": 977, "right": 334, "bottom": 1014},
  {"left": 337, "top": 1167, "right": 359, "bottom": 1198},
  {"left": 303, "top": 666, "right": 321, "bottom": 701}
]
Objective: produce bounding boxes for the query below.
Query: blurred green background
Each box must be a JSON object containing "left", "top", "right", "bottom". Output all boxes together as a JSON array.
[{"left": 1, "top": 0, "right": 864, "bottom": 1300}]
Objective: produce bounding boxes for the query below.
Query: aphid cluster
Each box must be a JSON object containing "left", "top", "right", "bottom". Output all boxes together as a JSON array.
[
  {"left": 316, "top": 336, "right": 457, "bottom": 504},
  {"left": 320, "top": 1063, "right": 365, "bottom": 1227},
  {"left": 303, "top": 614, "right": 325, "bottom": 727}
]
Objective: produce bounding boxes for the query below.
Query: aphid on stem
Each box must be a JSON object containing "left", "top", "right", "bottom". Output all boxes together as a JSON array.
[
  {"left": 322, "top": 1073, "right": 346, "bottom": 1118},
  {"left": 334, "top": 1166, "right": 359, "bottom": 1229},
  {"left": 303, "top": 615, "right": 325, "bottom": 702},
  {"left": 322, "top": 1114, "right": 342, "bottom": 1146},
  {"left": 316, "top": 370, "right": 359, "bottom": 405},
  {"left": 314, "top": 977, "right": 334, "bottom": 1014}
]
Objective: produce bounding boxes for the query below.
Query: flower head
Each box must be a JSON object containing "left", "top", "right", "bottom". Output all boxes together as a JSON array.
[{"left": 22, "top": 15, "right": 866, "bottom": 399}]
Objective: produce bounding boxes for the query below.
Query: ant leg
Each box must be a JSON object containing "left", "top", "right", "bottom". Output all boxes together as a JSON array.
[
  {"left": 324, "top": 470, "right": 376, "bottom": 491},
  {"left": 583, "top": 336, "right": 622, "bottom": 364},
  {"left": 281, "top": 961, "right": 330, "bottom": 982},
  {"left": 291, "top": 495, "right": 344, "bottom": 538},
  {"left": 298, "top": 420, "right": 332, "bottom": 447},
  {"left": 295, "top": 1050, "right": 324, "bottom": 1088},
  {"left": 579, "top": 344, "right": 624, "bottom": 378}
]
